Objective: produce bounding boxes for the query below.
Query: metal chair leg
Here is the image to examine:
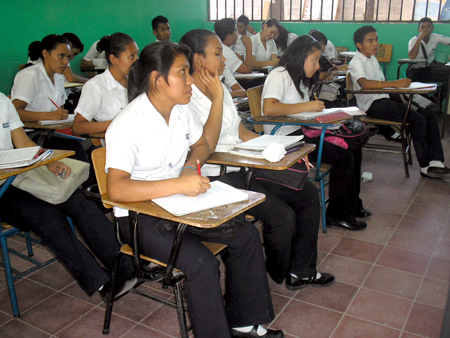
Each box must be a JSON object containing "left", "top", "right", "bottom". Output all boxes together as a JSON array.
[
  {"left": 174, "top": 281, "right": 189, "bottom": 338},
  {"left": 102, "top": 251, "right": 123, "bottom": 335},
  {"left": 1, "top": 234, "right": 20, "bottom": 317}
]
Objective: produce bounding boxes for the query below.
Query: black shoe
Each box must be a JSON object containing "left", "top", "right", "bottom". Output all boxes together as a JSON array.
[
  {"left": 326, "top": 218, "right": 367, "bottom": 231},
  {"left": 285, "top": 272, "right": 335, "bottom": 291},
  {"left": 99, "top": 275, "right": 138, "bottom": 303},
  {"left": 420, "top": 166, "right": 450, "bottom": 179},
  {"left": 230, "top": 326, "right": 284, "bottom": 338},
  {"left": 357, "top": 207, "right": 372, "bottom": 218}
]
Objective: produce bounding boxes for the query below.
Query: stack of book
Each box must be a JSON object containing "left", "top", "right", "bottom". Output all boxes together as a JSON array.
[
  {"left": 0, "top": 146, "right": 53, "bottom": 169},
  {"left": 228, "top": 135, "right": 304, "bottom": 159}
]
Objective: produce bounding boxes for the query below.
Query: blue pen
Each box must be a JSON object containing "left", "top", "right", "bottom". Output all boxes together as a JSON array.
[{"left": 402, "top": 70, "right": 407, "bottom": 78}]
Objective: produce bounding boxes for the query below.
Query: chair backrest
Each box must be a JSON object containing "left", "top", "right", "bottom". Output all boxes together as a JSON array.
[
  {"left": 345, "top": 71, "right": 355, "bottom": 106},
  {"left": 91, "top": 147, "right": 110, "bottom": 209},
  {"left": 247, "top": 85, "right": 264, "bottom": 133},
  {"left": 376, "top": 44, "right": 393, "bottom": 63}
]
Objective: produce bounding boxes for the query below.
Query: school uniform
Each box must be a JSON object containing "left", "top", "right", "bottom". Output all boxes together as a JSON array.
[
  {"left": 349, "top": 50, "right": 444, "bottom": 168},
  {"left": 231, "top": 37, "right": 246, "bottom": 56},
  {"left": 105, "top": 92, "right": 274, "bottom": 338},
  {"left": 0, "top": 93, "right": 133, "bottom": 297},
  {"left": 262, "top": 66, "right": 364, "bottom": 222},
  {"left": 277, "top": 32, "right": 298, "bottom": 56},
  {"left": 223, "top": 43, "right": 244, "bottom": 74},
  {"left": 324, "top": 40, "right": 338, "bottom": 59},
  {"left": 188, "top": 83, "right": 321, "bottom": 285},
  {"left": 251, "top": 33, "right": 277, "bottom": 61},
  {"left": 221, "top": 67, "right": 239, "bottom": 94},
  {"left": 83, "top": 40, "right": 108, "bottom": 69}
]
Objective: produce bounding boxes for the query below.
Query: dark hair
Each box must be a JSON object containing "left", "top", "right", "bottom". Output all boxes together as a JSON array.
[
  {"left": 96, "top": 35, "right": 110, "bottom": 53},
  {"left": 214, "top": 18, "right": 235, "bottom": 42},
  {"left": 263, "top": 18, "right": 282, "bottom": 31},
  {"left": 277, "top": 35, "right": 321, "bottom": 98},
  {"left": 27, "top": 34, "right": 70, "bottom": 61},
  {"left": 309, "top": 29, "right": 327, "bottom": 45},
  {"left": 353, "top": 25, "right": 377, "bottom": 48},
  {"left": 62, "top": 33, "right": 84, "bottom": 53},
  {"left": 152, "top": 15, "right": 169, "bottom": 31},
  {"left": 101, "top": 33, "right": 135, "bottom": 66},
  {"left": 237, "top": 15, "right": 249, "bottom": 26},
  {"left": 128, "top": 42, "right": 192, "bottom": 102},
  {"left": 180, "top": 29, "right": 217, "bottom": 74},
  {"left": 275, "top": 25, "right": 289, "bottom": 52},
  {"left": 419, "top": 17, "right": 433, "bottom": 27}
]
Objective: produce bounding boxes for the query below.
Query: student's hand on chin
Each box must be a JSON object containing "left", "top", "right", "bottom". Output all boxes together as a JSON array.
[{"left": 199, "top": 68, "right": 224, "bottom": 100}]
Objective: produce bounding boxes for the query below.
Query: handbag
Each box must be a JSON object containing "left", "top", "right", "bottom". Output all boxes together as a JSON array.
[
  {"left": 12, "top": 158, "right": 90, "bottom": 204},
  {"left": 252, "top": 158, "right": 310, "bottom": 190}
]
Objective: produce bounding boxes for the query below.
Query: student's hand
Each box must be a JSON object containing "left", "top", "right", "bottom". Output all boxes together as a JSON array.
[
  {"left": 178, "top": 175, "right": 211, "bottom": 196},
  {"left": 46, "top": 161, "right": 71, "bottom": 179},
  {"left": 418, "top": 29, "right": 429, "bottom": 41},
  {"left": 241, "top": 35, "right": 252, "bottom": 49},
  {"left": 306, "top": 100, "right": 325, "bottom": 112},
  {"left": 198, "top": 68, "right": 224, "bottom": 101},
  {"left": 49, "top": 109, "right": 69, "bottom": 120},
  {"left": 395, "top": 78, "right": 412, "bottom": 88}
]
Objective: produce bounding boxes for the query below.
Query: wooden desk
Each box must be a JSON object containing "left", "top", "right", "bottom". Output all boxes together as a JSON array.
[
  {"left": 23, "top": 121, "right": 74, "bottom": 148},
  {"left": 234, "top": 72, "right": 266, "bottom": 80},
  {"left": 64, "top": 82, "right": 84, "bottom": 89},
  {"left": 397, "top": 58, "right": 427, "bottom": 79}
]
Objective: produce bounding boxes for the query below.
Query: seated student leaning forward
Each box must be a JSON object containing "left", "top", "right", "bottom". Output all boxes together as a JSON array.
[
  {"left": 349, "top": 25, "right": 450, "bottom": 179},
  {"left": 105, "top": 41, "right": 283, "bottom": 338},
  {"left": 262, "top": 35, "right": 370, "bottom": 231}
]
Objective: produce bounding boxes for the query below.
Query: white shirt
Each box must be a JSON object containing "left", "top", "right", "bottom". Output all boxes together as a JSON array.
[
  {"left": 187, "top": 84, "right": 242, "bottom": 177},
  {"left": 324, "top": 40, "right": 338, "bottom": 59},
  {"left": 12, "top": 62, "right": 67, "bottom": 112},
  {"left": 221, "top": 67, "right": 238, "bottom": 91},
  {"left": 251, "top": 33, "right": 277, "bottom": 62},
  {"left": 408, "top": 33, "right": 450, "bottom": 68},
  {"left": 348, "top": 51, "right": 389, "bottom": 112},
  {"left": 83, "top": 40, "right": 108, "bottom": 69},
  {"left": 0, "top": 93, "right": 23, "bottom": 151},
  {"left": 75, "top": 68, "right": 127, "bottom": 123},
  {"left": 231, "top": 37, "right": 246, "bottom": 56},
  {"left": 223, "top": 43, "right": 244, "bottom": 74},
  {"left": 261, "top": 66, "right": 309, "bottom": 135},
  {"left": 105, "top": 93, "right": 203, "bottom": 217},
  {"left": 277, "top": 32, "right": 298, "bottom": 56}
]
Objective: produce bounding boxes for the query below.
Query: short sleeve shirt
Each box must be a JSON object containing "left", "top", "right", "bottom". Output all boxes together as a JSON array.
[
  {"left": 105, "top": 93, "right": 203, "bottom": 217},
  {"left": 348, "top": 51, "right": 389, "bottom": 112},
  {"left": 221, "top": 67, "right": 238, "bottom": 91},
  {"left": 223, "top": 43, "right": 244, "bottom": 74},
  {"left": 83, "top": 40, "right": 108, "bottom": 69},
  {"left": 251, "top": 33, "right": 277, "bottom": 61},
  {"left": 408, "top": 33, "right": 450, "bottom": 68},
  {"left": 12, "top": 62, "right": 67, "bottom": 112},
  {"left": 0, "top": 93, "right": 23, "bottom": 151},
  {"left": 324, "top": 40, "right": 338, "bottom": 59},
  {"left": 232, "top": 37, "right": 246, "bottom": 56},
  {"left": 261, "top": 66, "right": 309, "bottom": 135}
]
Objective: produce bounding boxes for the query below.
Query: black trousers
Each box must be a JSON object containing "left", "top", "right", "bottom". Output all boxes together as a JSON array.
[
  {"left": 210, "top": 170, "right": 320, "bottom": 283},
  {"left": 0, "top": 187, "right": 134, "bottom": 297},
  {"left": 289, "top": 129, "right": 363, "bottom": 222},
  {"left": 367, "top": 98, "right": 444, "bottom": 168},
  {"left": 407, "top": 61, "right": 450, "bottom": 100},
  {"left": 117, "top": 214, "right": 274, "bottom": 338}
]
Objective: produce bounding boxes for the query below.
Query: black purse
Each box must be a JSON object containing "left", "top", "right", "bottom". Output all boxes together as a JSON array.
[{"left": 252, "top": 159, "right": 310, "bottom": 190}]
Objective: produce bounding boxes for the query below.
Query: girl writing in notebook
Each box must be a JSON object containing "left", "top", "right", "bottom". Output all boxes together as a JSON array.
[
  {"left": 72, "top": 33, "right": 138, "bottom": 137},
  {"left": 251, "top": 18, "right": 281, "bottom": 68},
  {"left": 105, "top": 41, "right": 281, "bottom": 338},
  {"left": 180, "top": 29, "right": 334, "bottom": 292},
  {"left": 262, "top": 35, "right": 370, "bottom": 231}
]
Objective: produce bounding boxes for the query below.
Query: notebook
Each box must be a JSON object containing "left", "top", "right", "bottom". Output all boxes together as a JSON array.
[
  {"left": 289, "top": 107, "right": 365, "bottom": 120},
  {"left": 38, "top": 114, "right": 75, "bottom": 125},
  {"left": 0, "top": 147, "right": 52, "bottom": 169},
  {"left": 233, "top": 135, "right": 304, "bottom": 151}
]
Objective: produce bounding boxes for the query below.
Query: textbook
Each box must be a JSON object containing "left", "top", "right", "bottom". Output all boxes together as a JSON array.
[
  {"left": 229, "top": 140, "right": 305, "bottom": 159},
  {"left": 289, "top": 106, "right": 365, "bottom": 120},
  {"left": 151, "top": 181, "right": 249, "bottom": 216},
  {"left": 233, "top": 135, "right": 304, "bottom": 151},
  {"left": 38, "top": 114, "right": 75, "bottom": 125},
  {"left": 0, "top": 146, "right": 52, "bottom": 169}
]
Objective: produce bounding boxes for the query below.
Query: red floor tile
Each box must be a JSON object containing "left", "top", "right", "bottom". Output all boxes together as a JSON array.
[
  {"left": 319, "top": 254, "right": 373, "bottom": 286},
  {"left": 416, "top": 277, "right": 449, "bottom": 309},
  {"left": 331, "top": 237, "right": 384, "bottom": 263},
  {"left": 404, "top": 303, "right": 444, "bottom": 338},
  {"left": 376, "top": 246, "right": 430, "bottom": 275},
  {"left": 388, "top": 229, "right": 438, "bottom": 255},
  {"left": 0, "top": 319, "right": 51, "bottom": 338},
  {"left": 332, "top": 315, "right": 401, "bottom": 338},
  {"left": 344, "top": 224, "right": 394, "bottom": 245},
  {"left": 406, "top": 202, "right": 450, "bottom": 222},
  {"left": 434, "top": 238, "right": 450, "bottom": 260},
  {"left": 426, "top": 256, "right": 450, "bottom": 281},
  {"left": 397, "top": 215, "right": 444, "bottom": 237}
]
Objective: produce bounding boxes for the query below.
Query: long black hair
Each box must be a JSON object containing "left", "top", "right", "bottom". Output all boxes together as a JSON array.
[
  {"left": 179, "top": 29, "right": 217, "bottom": 75},
  {"left": 277, "top": 35, "right": 321, "bottom": 98},
  {"left": 275, "top": 25, "right": 290, "bottom": 52},
  {"left": 27, "top": 34, "right": 70, "bottom": 62},
  {"left": 100, "top": 33, "right": 136, "bottom": 65},
  {"left": 128, "top": 41, "right": 192, "bottom": 102}
]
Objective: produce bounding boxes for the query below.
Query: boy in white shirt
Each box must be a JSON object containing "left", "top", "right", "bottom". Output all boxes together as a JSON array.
[
  {"left": 232, "top": 15, "right": 256, "bottom": 57},
  {"left": 152, "top": 15, "right": 172, "bottom": 42},
  {"left": 349, "top": 25, "right": 449, "bottom": 179}
]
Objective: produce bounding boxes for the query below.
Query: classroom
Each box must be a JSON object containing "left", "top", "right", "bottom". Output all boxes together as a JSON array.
[{"left": 0, "top": 0, "right": 450, "bottom": 337}]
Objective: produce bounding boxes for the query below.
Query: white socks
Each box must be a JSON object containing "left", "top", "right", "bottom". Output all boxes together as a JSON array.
[
  {"left": 290, "top": 272, "right": 322, "bottom": 280},
  {"left": 233, "top": 325, "right": 267, "bottom": 335},
  {"left": 421, "top": 161, "right": 445, "bottom": 174}
]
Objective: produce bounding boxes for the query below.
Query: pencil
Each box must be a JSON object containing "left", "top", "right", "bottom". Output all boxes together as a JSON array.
[
  {"left": 48, "top": 97, "right": 61, "bottom": 110},
  {"left": 314, "top": 93, "right": 318, "bottom": 101},
  {"left": 196, "top": 159, "right": 201, "bottom": 175}
]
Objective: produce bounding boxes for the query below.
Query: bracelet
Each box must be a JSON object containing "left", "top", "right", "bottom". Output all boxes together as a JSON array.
[
  {"left": 378, "top": 81, "right": 381, "bottom": 89},
  {"left": 181, "top": 165, "right": 195, "bottom": 171}
]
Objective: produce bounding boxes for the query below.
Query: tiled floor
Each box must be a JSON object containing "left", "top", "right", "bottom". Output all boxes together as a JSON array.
[{"left": 1, "top": 130, "right": 450, "bottom": 338}]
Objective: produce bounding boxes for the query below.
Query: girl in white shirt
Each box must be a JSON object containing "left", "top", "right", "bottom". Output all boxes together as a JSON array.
[
  {"left": 80, "top": 37, "right": 109, "bottom": 70},
  {"left": 251, "top": 18, "right": 280, "bottom": 68},
  {"left": 262, "top": 35, "right": 369, "bottom": 231},
  {"left": 105, "top": 41, "right": 279, "bottom": 338},
  {"left": 73, "top": 33, "right": 138, "bottom": 136}
]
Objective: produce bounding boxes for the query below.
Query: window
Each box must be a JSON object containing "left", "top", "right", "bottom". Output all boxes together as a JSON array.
[{"left": 209, "top": 0, "right": 450, "bottom": 22}]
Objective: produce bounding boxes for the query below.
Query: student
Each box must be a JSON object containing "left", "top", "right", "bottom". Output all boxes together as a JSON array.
[
  {"left": 275, "top": 25, "right": 298, "bottom": 56},
  {"left": 80, "top": 36, "right": 109, "bottom": 70},
  {"left": 73, "top": 33, "right": 138, "bottom": 137},
  {"left": 251, "top": 18, "right": 281, "bottom": 68},
  {"left": 214, "top": 18, "right": 253, "bottom": 74},
  {"left": 105, "top": 41, "right": 282, "bottom": 338},
  {"left": 309, "top": 29, "right": 338, "bottom": 60},
  {"left": 180, "top": 29, "right": 334, "bottom": 291},
  {"left": 11, "top": 34, "right": 90, "bottom": 169},
  {"left": 0, "top": 92, "right": 135, "bottom": 299},
  {"left": 349, "top": 25, "right": 449, "bottom": 179},
  {"left": 262, "top": 35, "right": 369, "bottom": 230},
  {"left": 152, "top": 15, "right": 172, "bottom": 42},
  {"left": 407, "top": 17, "right": 450, "bottom": 99},
  {"left": 222, "top": 67, "right": 247, "bottom": 98},
  {"left": 232, "top": 15, "right": 256, "bottom": 57}
]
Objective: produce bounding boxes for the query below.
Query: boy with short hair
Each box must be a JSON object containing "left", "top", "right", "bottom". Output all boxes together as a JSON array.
[
  {"left": 232, "top": 15, "right": 255, "bottom": 58},
  {"left": 349, "top": 25, "right": 449, "bottom": 179},
  {"left": 152, "top": 15, "right": 171, "bottom": 42},
  {"left": 309, "top": 29, "right": 338, "bottom": 60},
  {"left": 407, "top": 17, "right": 450, "bottom": 98}
]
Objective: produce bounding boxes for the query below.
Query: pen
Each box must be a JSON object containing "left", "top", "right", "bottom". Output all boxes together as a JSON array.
[
  {"left": 48, "top": 97, "right": 61, "bottom": 110},
  {"left": 402, "top": 70, "right": 407, "bottom": 78},
  {"left": 33, "top": 148, "right": 46, "bottom": 159},
  {"left": 40, "top": 150, "right": 53, "bottom": 162},
  {"left": 314, "top": 93, "right": 318, "bottom": 101},
  {"left": 196, "top": 159, "right": 201, "bottom": 175}
]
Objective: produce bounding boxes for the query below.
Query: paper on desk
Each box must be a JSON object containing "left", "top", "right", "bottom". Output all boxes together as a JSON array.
[
  {"left": 385, "top": 82, "right": 437, "bottom": 90},
  {"left": 234, "top": 72, "right": 265, "bottom": 79},
  {"left": 289, "top": 106, "right": 365, "bottom": 120},
  {"left": 38, "top": 114, "right": 75, "bottom": 125},
  {"left": 151, "top": 181, "right": 249, "bottom": 216}
]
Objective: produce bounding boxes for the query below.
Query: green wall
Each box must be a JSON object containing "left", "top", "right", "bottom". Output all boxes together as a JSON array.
[{"left": 1, "top": 0, "right": 449, "bottom": 94}]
